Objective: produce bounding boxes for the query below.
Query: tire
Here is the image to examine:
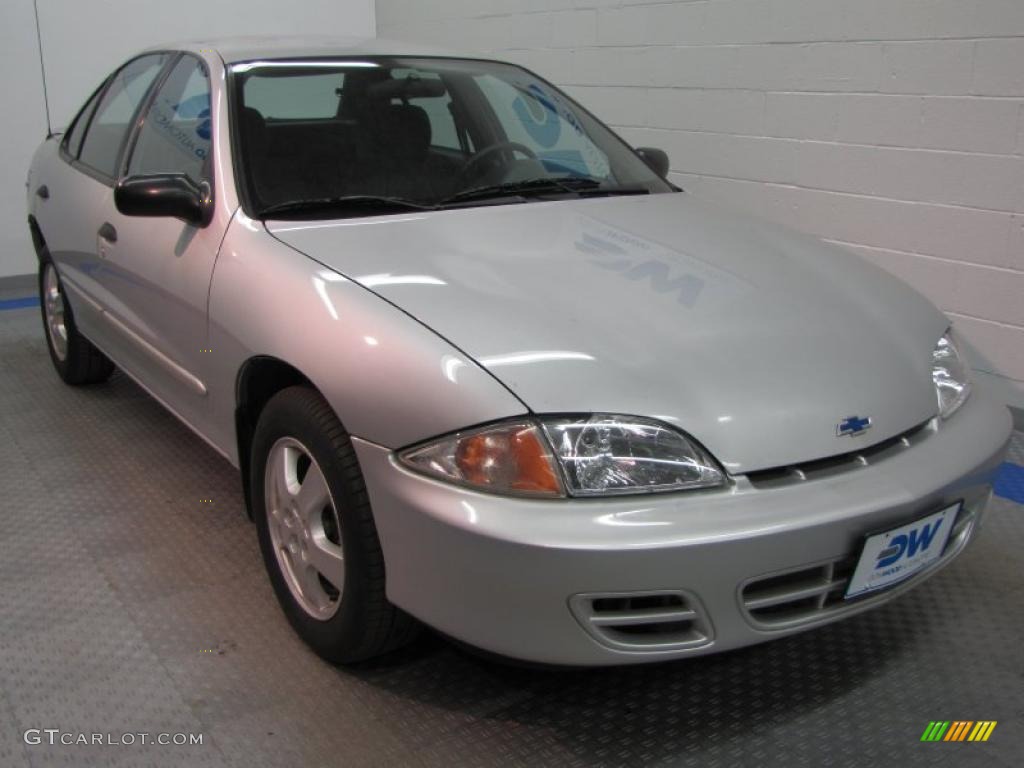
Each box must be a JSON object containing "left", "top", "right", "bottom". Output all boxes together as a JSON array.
[
  {"left": 39, "top": 258, "right": 114, "bottom": 385},
  {"left": 251, "top": 386, "right": 418, "bottom": 663}
]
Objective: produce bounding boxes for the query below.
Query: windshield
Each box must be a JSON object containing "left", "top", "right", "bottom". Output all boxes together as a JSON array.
[{"left": 229, "top": 56, "right": 675, "bottom": 218}]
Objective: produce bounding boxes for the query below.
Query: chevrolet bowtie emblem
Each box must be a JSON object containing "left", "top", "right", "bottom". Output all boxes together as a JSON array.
[{"left": 837, "top": 415, "right": 872, "bottom": 437}]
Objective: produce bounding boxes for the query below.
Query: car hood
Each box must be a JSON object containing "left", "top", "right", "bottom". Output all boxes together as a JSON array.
[{"left": 267, "top": 193, "right": 947, "bottom": 473}]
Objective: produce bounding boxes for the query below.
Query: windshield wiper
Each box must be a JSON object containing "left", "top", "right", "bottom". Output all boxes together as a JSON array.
[
  {"left": 258, "top": 182, "right": 654, "bottom": 219},
  {"left": 439, "top": 177, "right": 650, "bottom": 207},
  {"left": 440, "top": 177, "right": 598, "bottom": 205},
  {"left": 576, "top": 185, "right": 651, "bottom": 198},
  {"left": 259, "top": 195, "right": 434, "bottom": 219}
]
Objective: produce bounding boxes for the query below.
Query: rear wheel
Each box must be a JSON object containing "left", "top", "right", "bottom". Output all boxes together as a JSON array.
[
  {"left": 251, "top": 386, "right": 418, "bottom": 663},
  {"left": 39, "top": 259, "right": 114, "bottom": 385}
]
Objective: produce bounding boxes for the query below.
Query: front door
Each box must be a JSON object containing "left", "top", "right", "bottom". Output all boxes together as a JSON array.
[{"left": 95, "top": 54, "right": 227, "bottom": 435}]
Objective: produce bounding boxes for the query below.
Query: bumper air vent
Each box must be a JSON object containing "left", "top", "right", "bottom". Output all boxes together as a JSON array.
[{"left": 569, "top": 590, "right": 713, "bottom": 652}]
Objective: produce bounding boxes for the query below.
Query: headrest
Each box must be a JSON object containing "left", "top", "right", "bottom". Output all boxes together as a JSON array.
[
  {"left": 375, "top": 104, "right": 431, "bottom": 162},
  {"left": 367, "top": 75, "right": 446, "bottom": 102},
  {"left": 241, "top": 107, "right": 267, "bottom": 153}
]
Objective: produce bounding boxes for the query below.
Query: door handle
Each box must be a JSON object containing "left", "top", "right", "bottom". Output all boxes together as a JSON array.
[
  {"left": 35, "top": 185, "right": 49, "bottom": 200},
  {"left": 97, "top": 222, "right": 118, "bottom": 243}
]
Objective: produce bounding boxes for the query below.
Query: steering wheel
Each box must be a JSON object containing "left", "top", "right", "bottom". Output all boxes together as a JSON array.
[{"left": 458, "top": 141, "right": 538, "bottom": 185}]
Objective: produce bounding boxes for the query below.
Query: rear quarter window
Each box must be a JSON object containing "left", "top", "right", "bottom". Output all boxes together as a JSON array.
[{"left": 63, "top": 83, "right": 105, "bottom": 159}]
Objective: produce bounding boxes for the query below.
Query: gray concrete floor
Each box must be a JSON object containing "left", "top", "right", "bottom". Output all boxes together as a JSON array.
[
  {"left": 0, "top": 275, "right": 36, "bottom": 302},
  {"left": 1, "top": 300, "right": 1023, "bottom": 768}
]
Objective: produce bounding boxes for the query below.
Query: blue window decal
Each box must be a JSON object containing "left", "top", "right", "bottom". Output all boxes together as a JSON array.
[
  {"left": 512, "top": 84, "right": 561, "bottom": 148},
  {"left": 174, "top": 93, "right": 212, "bottom": 140},
  {"left": 539, "top": 150, "right": 589, "bottom": 177}
]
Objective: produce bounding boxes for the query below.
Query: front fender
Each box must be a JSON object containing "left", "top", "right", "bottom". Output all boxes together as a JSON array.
[{"left": 206, "top": 213, "right": 528, "bottom": 463}]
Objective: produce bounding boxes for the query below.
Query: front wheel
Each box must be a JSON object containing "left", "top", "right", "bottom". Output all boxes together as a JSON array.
[
  {"left": 251, "top": 386, "right": 418, "bottom": 663},
  {"left": 39, "top": 259, "right": 114, "bottom": 385}
]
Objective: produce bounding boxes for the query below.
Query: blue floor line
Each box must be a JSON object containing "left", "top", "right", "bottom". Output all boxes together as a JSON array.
[
  {"left": 994, "top": 462, "right": 1024, "bottom": 505},
  {"left": 0, "top": 296, "right": 38, "bottom": 311}
]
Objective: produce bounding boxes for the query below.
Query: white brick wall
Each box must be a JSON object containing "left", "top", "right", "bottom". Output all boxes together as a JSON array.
[{"left": 378, "top": 0, "right": 1024, "bottom": 400}]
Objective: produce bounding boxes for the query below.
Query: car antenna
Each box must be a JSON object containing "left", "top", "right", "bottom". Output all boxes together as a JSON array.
[{"left": 32, "top": 0, "right": 53, "bottom": 138}]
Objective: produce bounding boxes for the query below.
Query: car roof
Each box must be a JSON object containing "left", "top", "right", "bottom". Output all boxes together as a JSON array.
[{"left": 144, "top": 35, "right": 467, "bottom": 65}]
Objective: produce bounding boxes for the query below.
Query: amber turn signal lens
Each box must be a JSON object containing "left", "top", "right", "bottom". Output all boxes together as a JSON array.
[
  {"left": 455, "top": 427, "right": 561, "bottom": 494},
  {"left": 401, "top": 422, "right": 565, "bottom": 498},
  {"left": 510, "top": 428, "right": 563, "bottom": 494}
]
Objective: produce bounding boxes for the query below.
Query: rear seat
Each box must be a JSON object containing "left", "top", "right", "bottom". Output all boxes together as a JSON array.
[{"left": 241, "top": 104, "right": 459, "bottom": 209}]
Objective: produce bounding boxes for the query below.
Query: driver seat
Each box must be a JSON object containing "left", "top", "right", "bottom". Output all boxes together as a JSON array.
[{"left": 357, "top": 103, "right": 457, "bottom": 201}]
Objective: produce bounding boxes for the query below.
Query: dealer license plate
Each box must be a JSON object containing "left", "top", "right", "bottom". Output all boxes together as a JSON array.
[{"left": 845, "top": 502, "right": 961, "bottom": 599}]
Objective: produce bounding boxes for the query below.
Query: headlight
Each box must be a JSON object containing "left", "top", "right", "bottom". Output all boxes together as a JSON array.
[
  {"left": 541, "top": 415, "right": 725, "bottom": 496},
  {"left": 932, "top": 330, "right": 971, "bottom": 419},
  {"left": 399, "top": 415, "right": 725, "bottom": 498}
]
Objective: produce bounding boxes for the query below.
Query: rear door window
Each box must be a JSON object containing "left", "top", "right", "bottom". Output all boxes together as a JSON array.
[
  {"left": 63, "top": 83, "right": 105, "bottom": 159},
  {"left": 77, "top": 53, "right": 170, "bottom": 179}
]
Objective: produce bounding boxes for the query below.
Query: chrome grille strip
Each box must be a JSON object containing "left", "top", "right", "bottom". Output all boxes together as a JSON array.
[{"left": 745, "top": 419, "right": 935, "bottom": 489}]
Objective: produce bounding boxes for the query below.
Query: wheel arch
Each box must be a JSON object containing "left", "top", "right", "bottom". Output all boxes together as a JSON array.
[
  {"left": 235, "top": 355, "right": 320, "bottom": 519},
  {"left": 211, "top": 216, "right": 528, "bottom": 518},
  {"left": 27, "top": 215, "right": 47, "bottom": 261}
]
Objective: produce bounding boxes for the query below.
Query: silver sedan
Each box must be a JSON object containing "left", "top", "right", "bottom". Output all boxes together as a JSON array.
[{"left": 26, "top": 36, "right": 1012, "bottom": 666}]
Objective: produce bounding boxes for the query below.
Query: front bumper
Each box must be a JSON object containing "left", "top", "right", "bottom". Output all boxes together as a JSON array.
[{"left": 354, "top": 392, "right": 1012, "bottom": 666}]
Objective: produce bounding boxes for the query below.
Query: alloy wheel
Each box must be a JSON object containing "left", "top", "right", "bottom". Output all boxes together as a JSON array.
[
  {"left": 264, "top": 436, "right": 345, "bottom": 620},
  {"left": 42, "top": 264, "right": 68, "bottom": 361}
]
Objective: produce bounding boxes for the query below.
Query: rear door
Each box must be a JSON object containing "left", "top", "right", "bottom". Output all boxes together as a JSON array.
[
  {"left": 35, "top": 53, "right": 170, "bottom": 348},
  {"left": 94, "top": 53, "right": 228, "bottom": 434}
]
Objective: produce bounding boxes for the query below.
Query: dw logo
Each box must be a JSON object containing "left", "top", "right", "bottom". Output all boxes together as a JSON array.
[{"left": 876, "top": 519, "right": 944, "bottom": 569}]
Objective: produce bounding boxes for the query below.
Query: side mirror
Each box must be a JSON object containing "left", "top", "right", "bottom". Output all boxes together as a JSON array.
[
  {"left": 635, "top": 147, "right": 670, "bottom": 179},
  {"left": 114, "top": 174, "right": 212, "bottom": 226}
]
